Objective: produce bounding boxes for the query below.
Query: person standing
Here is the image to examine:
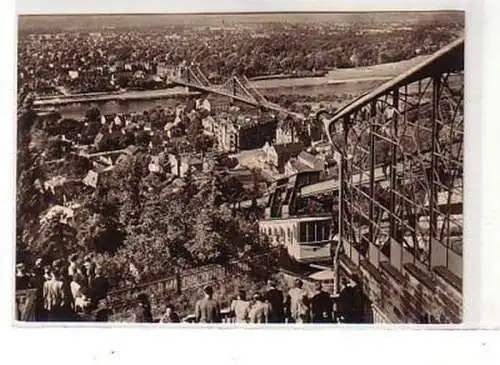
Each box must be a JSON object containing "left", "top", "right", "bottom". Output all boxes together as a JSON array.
[
  {"left": 265, "top": 280, "right": 285, "bottom": 323},
  {"left": 31, "top": 259, "right": 47, "bottom": 321},
  {"left": 348, "top": 275, "right": 365, "bottom": 323},
  {"left": 288, "top": 279, "right": 310, "bottom": 323},
  {"left": 43, "top": 267, "right": 67, "bottom": 321},
  {"left": 310, "top": 282, "right": 333, "bottom": 323},
  {"left": 90, "top": 266, "right": 109, "bottom": 308},
  {"left": 16, "top": 263, "right": 30, "bottom": 291},
  {"left": 230, "top": 290, "right": 250, "bottom": 324},
  {"left": 134, "top": 293, "right": 153, "bottom": 323},
  {"left": 338, "top": 275, "right": 365, "bottom": 323},
  {"left": 70, "top": 273, "right": 89, "bottom": 313},
  {"left": 83, "top": 260, "right": 94, "bottom": 291},
  {"left": 248, "top": 293, "right": 270, "bottom": 324},
  {"left": 338, "top": 277, "right": 352, "bottom": 323},
  {"left": 67, "top": 254, "right": 78, "bottom": 280},
  {"left": 194, "top": 286, "right": 221, "bottom": 323}
]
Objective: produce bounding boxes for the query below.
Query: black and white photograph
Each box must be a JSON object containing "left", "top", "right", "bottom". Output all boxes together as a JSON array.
[{"left": 15, "top": 9, "right": 465, "bottom": 325}]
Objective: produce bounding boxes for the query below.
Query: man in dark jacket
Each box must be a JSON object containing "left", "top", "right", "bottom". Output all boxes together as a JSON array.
[
  {"left": 90, "top": 266, "right": 109, "bottom": 307},
  {"left": 195, "top": 286, "right": 221, "bottom": 323},
  {"left": 310, "top": 282, "right": 333, "bottom": 323},
  {"left": 134, "top": 293, "right": 153, "bottom": 323},
  {"left": 338, "top": 275, "right": 365, "bottom": 323},
  {"left": 265, "top": 280, "right": 285, "bottom": 323}
]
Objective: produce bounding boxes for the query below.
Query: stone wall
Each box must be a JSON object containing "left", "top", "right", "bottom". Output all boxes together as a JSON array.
[{"left": 340, "top": 254, "right": 462, "bottom": 324}]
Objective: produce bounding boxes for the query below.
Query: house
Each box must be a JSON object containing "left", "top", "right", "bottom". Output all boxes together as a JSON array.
[
  {"left": 93, "top": 132, "right": 105, "bottom": 148},
  {"left": 82, "top": 170, "right": 99, "bottom": 188},
  {"left": 168, "top": 153, "right": 205, "bottom": 177},
  {"left": 115, "top": 145, "right": 139, "bottom": 166},
  {"left": 43, "top": 176, "right": 67, "bottom": 196},
  {"left": 201, "top": 99, "right": 211, "bottom": 113},
  {"left": 261, "top": 141, "right": 304, "bottom": 173},
  {"left": 276, "top": 124, "right": 294, "bottom": 145},
  {"left": 175, "top": 105, "right": 185, "bottom": 118},
  {"left": 262, "top": 142, "right": 278, "bottom": 167},
  {"left": 41, "top": 205, "right": 75, "bottom": 225},
  {"left": 134, "top": 70, "right": 146, "bottom": 79},
  {"left": 164, "top": 122, "right": 175, "bottom": 139},
  {"left": 283, "top": 151, "right": 326, "bottom": 178},
  {"left": 148, "top": 155, "right": 162, "bottom": 174},
  {"left": 114, "top": 115, "right": 123, "bottom": 127},
  {"left": 212, "top": 117, "right": 238, "bottom": 153},
  {"left": 202, "top": 157, "right": 215, "bottom": 173},
  {"left": 82, "top": 165, "right": 114, "bottom": 188},
  {"left": 228, "top": 166, "right": 269, "bottom": 193},
  {"left": 68, "top": 70, "right": 79, "bottom": 80},
  {"left": 98, "top": 156, "right": 113, "bottom": 167},
  {"left": 188, "top": 155, "right": 203, "bottom": 173},
  {"left": 202, "top": 116, "right": 216, "bottom": 134},
  {"left": 207, "top": 95, "right": 231, "bottom": 113}
]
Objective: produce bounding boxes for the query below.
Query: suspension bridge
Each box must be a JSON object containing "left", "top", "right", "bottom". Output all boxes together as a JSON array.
[{"left": 168, "top": 65, "right": 305, "bottom": 120}]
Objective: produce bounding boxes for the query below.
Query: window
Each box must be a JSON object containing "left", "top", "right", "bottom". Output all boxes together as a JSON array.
[
  {"left": 316, "top": 220, "right": 331, "bottom": 242},
  {"left": 307, "top": 222, "right": 316, "bottom": 242},
  {"left": 299, "top": 222, "right": 307, "bottom": 243}
]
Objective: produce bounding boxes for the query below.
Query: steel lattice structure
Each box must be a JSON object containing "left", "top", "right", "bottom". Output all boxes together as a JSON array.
[
  {"left": 171, "top": 65, "right": 305, "bottom": 120},
  {"left": 325, "top": 38, "right": 464, "bottom": 279}
]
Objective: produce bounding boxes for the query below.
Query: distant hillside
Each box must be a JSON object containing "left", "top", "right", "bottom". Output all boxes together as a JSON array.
[{"left": 18, "top": 11, "right": 464, "bottom": 33}]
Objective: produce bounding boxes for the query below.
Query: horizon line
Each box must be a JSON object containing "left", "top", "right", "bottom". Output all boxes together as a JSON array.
[{"left": 18, "top": 10, "right": 465, "bottom": 17}]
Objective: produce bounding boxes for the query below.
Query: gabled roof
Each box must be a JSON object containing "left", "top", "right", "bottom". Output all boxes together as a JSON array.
[
  {"left": 124, "top": 145, "right": 138, "bottom": 155},
  {"left": 188, "top": 156, "right": 203, "bottom": 165},
  {"left": 288, "top": 159, "right": 321, "bottom": 174},
  {"left": 94, "top": 165, "right": 114, "bottom": 174},
  {"left": 297, "top": 151, "right": 325, "bottom": 171},
  {"left": 260, "top": 168, "right": 281, "bottom": 183}
]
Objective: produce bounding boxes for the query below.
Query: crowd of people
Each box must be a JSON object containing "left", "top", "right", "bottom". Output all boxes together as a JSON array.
[
  {"left": 145, "top": 276, "right": 363, "bottom": 324},
  {"left": 16, "top": 254, "right": 111, "bottom": 322},
  {"left": 224, "top": 277, "right": 365, "bottom": 324},
  {"left": 16, "top": 249, "right": 366, "bottom": 324}
]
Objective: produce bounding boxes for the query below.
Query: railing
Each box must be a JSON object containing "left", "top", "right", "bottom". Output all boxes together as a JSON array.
[
  {"left": 107, "top": 253, "right": 275, "bottom": 321},
  {"left": 108, "top": 264, "right": 226, "bottom": 315}
]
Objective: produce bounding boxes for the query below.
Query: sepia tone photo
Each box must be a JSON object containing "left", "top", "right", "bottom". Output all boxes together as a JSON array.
[{"left": 15, "top": 11, "right": 464, "bottom": 324}]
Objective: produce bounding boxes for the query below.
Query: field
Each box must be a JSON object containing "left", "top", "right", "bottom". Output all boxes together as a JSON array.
[{"left": 252, "top": 55, "right": 430, "bottom": 90}]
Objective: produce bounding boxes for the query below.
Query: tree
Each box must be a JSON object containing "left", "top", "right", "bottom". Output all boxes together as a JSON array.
[{"left": 33, "top": 211, "right": 79, "bottom": 265}]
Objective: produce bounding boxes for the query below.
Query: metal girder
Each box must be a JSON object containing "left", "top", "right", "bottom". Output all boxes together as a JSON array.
[{"left": 329, "top": 38, "right": 464, "bottom": 278}]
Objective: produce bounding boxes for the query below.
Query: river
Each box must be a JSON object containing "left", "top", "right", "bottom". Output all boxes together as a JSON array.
[
  {"left": 47, "top": 80, "right": 384, "bottom": 120},
  {"left": 52, "top": 96, "right": 193, "bottom": 120},
  {"left": 35, "top": 56, "right": 431, "bottom": 120}
]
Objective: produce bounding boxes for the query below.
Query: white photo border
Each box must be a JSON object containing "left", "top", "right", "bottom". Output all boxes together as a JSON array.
[{"left": 3, "top": 0, "right": 500, "bottom": 363}]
